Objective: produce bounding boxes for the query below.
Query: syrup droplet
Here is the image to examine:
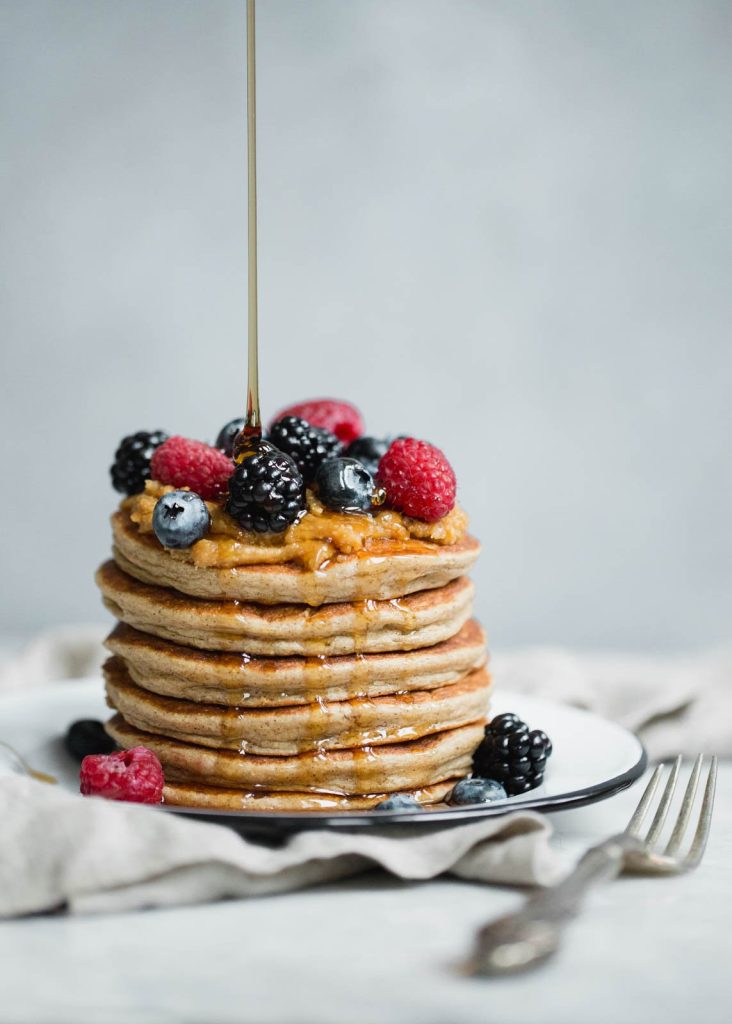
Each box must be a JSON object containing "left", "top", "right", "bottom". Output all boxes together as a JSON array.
[{"left": 232, "top": 432, "right": 274, "bottom": 465}]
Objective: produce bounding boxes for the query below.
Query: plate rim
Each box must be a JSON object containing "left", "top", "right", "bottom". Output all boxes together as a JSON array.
[
  {"left": 165, "top": 744, "right": 648, "bottom": 833},
  {"left": 0, "top": 679, "right": 647, "bottom": 835}
]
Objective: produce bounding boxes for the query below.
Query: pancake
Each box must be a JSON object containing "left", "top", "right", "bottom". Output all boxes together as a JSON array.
[
  {"left": 106, "top": 715, "right": 485, "bottom": 795},
  {"left": 163, "top": 780, "right": 455, "bottom": 811},
  {"left": 103, "top": 656, "right": 492, "bottom": 755},
  {"left": 112, "top": 509, "right": 480, "bottom": 606},
  {"left": 96, "top": 561, "right": 474, "bottom": 656},
  {"left": 105, "top": 620, "right": 488, "bottom": 706}
]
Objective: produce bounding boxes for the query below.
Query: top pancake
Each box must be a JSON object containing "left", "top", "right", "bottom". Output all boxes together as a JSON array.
[{"left": 111, "top": 509, "right": 481, "bottom": 606}]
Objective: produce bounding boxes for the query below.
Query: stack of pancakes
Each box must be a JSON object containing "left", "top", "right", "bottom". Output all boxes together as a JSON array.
[{"left": 95, "top": 506, "right": 490, "bottom": 810}]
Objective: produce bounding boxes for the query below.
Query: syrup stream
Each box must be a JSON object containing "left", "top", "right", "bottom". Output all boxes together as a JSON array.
[{"left": 244, "top": 0, "right": 261, "bottom": 446}]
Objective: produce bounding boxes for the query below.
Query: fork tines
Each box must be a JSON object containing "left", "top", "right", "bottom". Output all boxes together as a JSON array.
[{"left": 625, "top": 755, "right": 717, "bottom": 873}]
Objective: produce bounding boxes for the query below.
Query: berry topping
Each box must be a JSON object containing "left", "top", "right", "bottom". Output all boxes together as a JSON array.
[
  {"left": 345, "top": 435, "right": 390, "bottom": 476},
  {"left": 448, "top": 776, "right": 508, "bottom": 806},
  {"left": 152, "top": 490, "right": 211, "bottom": 548},
  {"left": 150, "top": 436, "right": 234, "bottom": 500},
  {"left": 80, "top": 746, "right": 164, "bottom": 804},
  {"left": 227, "top": 451, "right": 305, "bottom": 533},
  {"left": 473, "top": 713, "right": 553, "bottom": 796},
  {"left": 270, "top": 399, "right": 364, "bottom": 444},
  {"left": 377, "top": 438, "right": 456, "bottom": 522},
  {"left": 268, "top": 416, "right": 344, "bottom": 484},
  {"left": 312, "top": 457, "right": 375, "bottom": 513},
  {"left": 374, "top": 794, "right": 423, "bottom": 812},
  {"left": 64, "top": 719, "right": 117, "bottom": 761},
  {"left": 110, "top": 430, "right": 169, "bottom": 496},
  {"left": 215, "top": 417, "right": 247, "bottom": 456}
]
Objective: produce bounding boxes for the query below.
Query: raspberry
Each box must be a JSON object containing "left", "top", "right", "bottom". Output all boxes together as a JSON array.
[
  {"left": 80, "top": 746, "right": 164, "bottom": 804},
  {"left": 150, "top": 436, "right": 234, "bottom": 500},
  {"left": 270, "top": 399, "right": 364, "bottom": 444},
  {"left": 377, "top": 438, "right": 456, "bottom": 522}
]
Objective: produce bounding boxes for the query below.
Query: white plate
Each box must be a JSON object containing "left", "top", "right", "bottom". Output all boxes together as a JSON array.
[{"left": 0, "top": 679, "right": 646, "bottom": 836}]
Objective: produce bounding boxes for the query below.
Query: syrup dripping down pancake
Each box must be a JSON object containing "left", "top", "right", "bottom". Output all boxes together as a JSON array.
[
  {"left": 104, "top": 620, "right": 487, "bottom": 706},
  {"left": 103, "top": 655, "right": 492, "bottom": 756},
  {"left": 106, "top": 715, "right": 485, "bottom": 796},
  {"left": 162, "top": 780, "right": 456, "bottom": 811},
  {"left": 96, "top": 561, "right": 474, "bottom": 656}
]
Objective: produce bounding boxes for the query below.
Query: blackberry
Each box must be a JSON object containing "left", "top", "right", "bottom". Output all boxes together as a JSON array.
[
  {"left": 110, "top": 430, "right": 168, "bottom": 495},
  {"left": 473, "top": 713, "right": 553, "bottom": 796},
  {"left": 345, "top": 435, "right": 390, "bottom": 476},
  {"left": 226, "top": 450, "right": 305, "bottom": 533},
  {"left": 268, "top": 416, "right": 343, "bottom": 484}
]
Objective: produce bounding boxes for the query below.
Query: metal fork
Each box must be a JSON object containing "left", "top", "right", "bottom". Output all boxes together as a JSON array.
[{"left": 470, "top": 755, "right": 717, "bottom": 976}]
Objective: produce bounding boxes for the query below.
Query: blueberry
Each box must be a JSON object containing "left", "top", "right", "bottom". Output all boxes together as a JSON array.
[
  {"left": 345, "top": 436, "right": 390, "bottom": 476},
  {"left": 64, "top": 719, "right": 116, "bottom": 761},
  {"left": 216, "top": 417, "right": 246, "bottom": 456},
  {"left": 153, "top": 490, "right": 210, "bottom": 548},
  {"left": 374, "top": 794, "right": 422, "bottom": 812},
  {"left": 312, "top": 458, "right": 375, "bottom": 513},
  {"left": 449, "top": 776, "right": 508, "bottom": 806}
]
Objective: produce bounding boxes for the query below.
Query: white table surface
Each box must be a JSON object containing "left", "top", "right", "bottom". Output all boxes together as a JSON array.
[{"left": 0, "top": 762, "right": 729, "bottom": 1024}]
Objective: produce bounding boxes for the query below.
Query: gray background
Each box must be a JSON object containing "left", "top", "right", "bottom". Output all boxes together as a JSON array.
[{"left": 1, "top": 0, "right": 730, "bottom": 649}]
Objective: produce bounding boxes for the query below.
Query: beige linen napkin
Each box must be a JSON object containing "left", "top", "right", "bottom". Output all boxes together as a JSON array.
[
  {"left": 0, "top": 776, "right": 565, "bottom": 918},
  {"left": 491, "top": 646, "right": 732, "bottom": 758}
]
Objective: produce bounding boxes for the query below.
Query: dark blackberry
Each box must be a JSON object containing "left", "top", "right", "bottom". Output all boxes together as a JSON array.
[
  {"left": 226, "top": 451, "right": 305, "bottom": 533},
  {"left": 472, "top": 713, "right": 553, "bottom": 796},
  {"left": 110, "top": 430, "right": 168, "bottom": 495},
  {"left": 345, "top": 435, "right": 390, "bottom": 476},
  {"left": 268, "top": 416, "right": 343, "bottom": 484}
]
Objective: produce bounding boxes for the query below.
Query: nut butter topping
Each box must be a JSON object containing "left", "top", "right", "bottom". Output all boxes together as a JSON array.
[{"left": 124, "top": 481, "right": 468, "bottom": 571}]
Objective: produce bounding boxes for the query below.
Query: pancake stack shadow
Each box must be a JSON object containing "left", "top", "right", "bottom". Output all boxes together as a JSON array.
[{"left": 95, "top": 508, "right": 490, "bottom": 810}]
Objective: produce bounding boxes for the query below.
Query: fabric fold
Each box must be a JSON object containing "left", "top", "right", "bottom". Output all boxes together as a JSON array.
[{"left": 0, "top": 776, "right": 566, "bottom": 918}]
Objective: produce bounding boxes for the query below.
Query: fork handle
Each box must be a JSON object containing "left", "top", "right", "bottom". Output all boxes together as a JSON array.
[{"left": 470, "top": 836, "right": 631, "bottom": 976}]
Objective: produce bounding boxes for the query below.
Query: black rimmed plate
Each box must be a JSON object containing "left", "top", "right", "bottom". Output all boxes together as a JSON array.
[{"left": 0, "top": 681, "right": 646, "bottom": 839}]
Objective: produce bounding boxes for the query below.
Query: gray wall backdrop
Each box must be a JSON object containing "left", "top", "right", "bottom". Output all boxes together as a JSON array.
[{"left": 1, "top": 0, "right": 730, "bottom": 649}]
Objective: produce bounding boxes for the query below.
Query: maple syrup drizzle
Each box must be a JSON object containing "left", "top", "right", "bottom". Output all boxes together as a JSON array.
[{"left": 234, "top": 0, "right": 263, "bottom": 463}]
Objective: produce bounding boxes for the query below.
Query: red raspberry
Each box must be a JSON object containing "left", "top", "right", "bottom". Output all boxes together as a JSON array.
[
  {"left": 377, "top": 438, "right": 457, "bottom": 522},
  {"left": 270, "top": 399, "right": 364, "bottom": 444},
  {"left": 80, "top": 746, "right": 164, "bottom": 804},
  {"left": 150, "top": 436, "right": 233, "bottom": 500}
]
